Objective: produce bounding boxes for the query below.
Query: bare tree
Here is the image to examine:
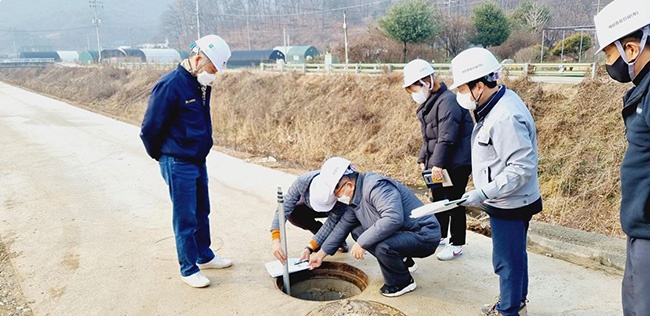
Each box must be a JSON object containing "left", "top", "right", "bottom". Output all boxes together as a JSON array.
[
  {"left": 161, "top": 0, "right": 196, "bottom": 49},
  {"left": 439, "top": 15, "right": 475, "bottom": 58},
  {"left": 524, "top": 6, "right": 551, "bottom": 33}
]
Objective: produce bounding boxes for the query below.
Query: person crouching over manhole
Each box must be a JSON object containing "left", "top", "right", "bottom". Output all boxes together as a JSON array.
[
  {"left": 269, "top": 170, "right": 351, "bottom": 265},
  {"left": 307, "top": 157, "right": 441, "bottom": 297}
]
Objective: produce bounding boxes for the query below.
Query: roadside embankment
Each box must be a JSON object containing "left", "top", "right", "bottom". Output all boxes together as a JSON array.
[{"left": 0, "top": 66, "right": 630, "bottom": 242}]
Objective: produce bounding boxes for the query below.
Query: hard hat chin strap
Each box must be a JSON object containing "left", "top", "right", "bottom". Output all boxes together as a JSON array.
[{"left": 614, "top": 25, "right": 650, "bottom": 82}]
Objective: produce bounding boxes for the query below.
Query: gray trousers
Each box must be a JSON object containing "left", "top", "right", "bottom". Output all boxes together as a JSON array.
[{"left": 623, "top": 237, "right": 650, "bottom": 316}]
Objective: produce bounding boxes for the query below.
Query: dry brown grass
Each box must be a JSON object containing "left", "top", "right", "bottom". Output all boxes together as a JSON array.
[{"left": 0, "top": 66, "right": 630, "bottom": 237}]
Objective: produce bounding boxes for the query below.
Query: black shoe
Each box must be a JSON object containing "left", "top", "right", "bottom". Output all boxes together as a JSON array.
[
  {"left": 338, "top": 242, "right": 349, "bottom": 253},
  {"left": 403, "top": 257, "right": 418, "bottom": 273},
  {"left": 380, "top": 277, "right": 417, "bottom": 297}
]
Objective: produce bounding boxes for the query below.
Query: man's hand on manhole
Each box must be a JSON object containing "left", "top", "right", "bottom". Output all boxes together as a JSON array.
[{"left": 309, "top": 250, "right": 327, "bottom": 269}]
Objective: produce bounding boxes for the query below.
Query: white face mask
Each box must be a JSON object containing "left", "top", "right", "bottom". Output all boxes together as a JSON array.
[
  {"left": 337, "top": 194, "right": 351, "bottom": 205},
  {"left": 411, "top": 83, "right": 431, "bottom": 105},
  {"left": 336, "top": 182, "right": 352, "bottom": 204},
  {"left": 456, "top": 91, "right": 477, "bottom": 111},
  {"left": 197, "top": 71, "right": 217, "bottom": 86}
]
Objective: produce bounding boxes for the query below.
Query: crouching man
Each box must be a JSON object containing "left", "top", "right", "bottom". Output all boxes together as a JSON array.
[{"left": 307, "top": 157, "right": 441, "bottom": 297}]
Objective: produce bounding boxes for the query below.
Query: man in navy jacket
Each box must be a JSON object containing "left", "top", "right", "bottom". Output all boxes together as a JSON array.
[
  {"left": 140, "top": 34, "right": 232, "bottom": 288},
  {"left": 595, "top": 2, "right": 650, "bottom": 315}
]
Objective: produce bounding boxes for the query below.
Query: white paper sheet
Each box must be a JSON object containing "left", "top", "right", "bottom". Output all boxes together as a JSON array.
[
  {"left": 264, "top": 258, "right": 311, "bottom": 277},
  {"left": 410, "top": 199, "right": 464, "bottom": 218}
]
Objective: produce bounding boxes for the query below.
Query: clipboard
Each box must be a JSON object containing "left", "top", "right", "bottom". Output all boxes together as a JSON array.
[
  {"left": 444, "top": 198, "right": 467, "bottom": 206},
  {"left": 410, "top": 199, "right": 462, "bottom": 218}
]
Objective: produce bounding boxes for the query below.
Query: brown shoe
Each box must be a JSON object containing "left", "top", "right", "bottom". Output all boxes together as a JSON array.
[{"left": 480, "top": 298, "right": 527, "bottom": 316}]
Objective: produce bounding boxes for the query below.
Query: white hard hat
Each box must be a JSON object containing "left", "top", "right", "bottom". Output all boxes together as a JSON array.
[
  {"left": 594, "top": 0, "right": 650, "bottom": 53},
  {"left": 195, "top": 34, "right": 231, "bottom": 73},
  {"left": 309, "top": 157, "right": 351, "bottom": 212},
  {"left": 449, "top": 47, "right": 502, "bottom": 90},
  {"left": 402, "top": 59, "right": 434, "bottom": 88}
]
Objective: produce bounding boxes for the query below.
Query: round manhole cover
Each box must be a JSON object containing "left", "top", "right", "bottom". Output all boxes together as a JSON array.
[{"left": 306, "top": 299, "right": 407, "bottom": 316}]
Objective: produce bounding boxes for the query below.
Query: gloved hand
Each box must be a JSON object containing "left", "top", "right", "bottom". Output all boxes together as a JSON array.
[{"left": 459, "top": 189, "right": 488, "bottom": 208}]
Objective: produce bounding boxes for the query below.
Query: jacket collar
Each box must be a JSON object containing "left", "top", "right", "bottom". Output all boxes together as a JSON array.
[
  {"left": 474, "top": 85, "right": 506, "bottom": 122},
  {"left": 633, "top": 61, "right": 650, "bottom": 86},
  {"left": 416, "top": 83, "right": 449, "bottom": 114},
  {"left": 176, "top": 63, "right": 202, "bottom": 90},
  {"left": 625, "top": 62, "right": 650, "bottom": 107},
  {"left": 349, "top": 173, "right": 365, "bottom": 207}
]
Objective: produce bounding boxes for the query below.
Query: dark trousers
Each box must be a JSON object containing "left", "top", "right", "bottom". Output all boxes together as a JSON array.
[
  {"left": 159, "top": 155, "right": 215, "bottom": 277},
  {"left": 490, "top": 215, "right": 531, "bottom": 316},
  {"left": 352, "top": 227, "right": 438, "bottom": 287},
  {"left": 622, "top": 237, "right": 650, "bottom": 316},
  {"left": 287, "top": 204, "right": 328, "bottom": 235},
  {"left": 431, "top": 165, "right": 471, "bottom": 245}
]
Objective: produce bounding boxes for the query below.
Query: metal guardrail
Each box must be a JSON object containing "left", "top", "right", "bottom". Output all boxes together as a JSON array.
[
  {"left": 261, "top": 62, "right": 598, "bottom": 79},
  {"left": 0, "top": 58, "right": 56, "bottom": 68},
  {"left": 0, "top": 58, "right": 597, "bottom": 80},
  {"left": 116, "top": 62, "right": 177, "bottom": 70}
]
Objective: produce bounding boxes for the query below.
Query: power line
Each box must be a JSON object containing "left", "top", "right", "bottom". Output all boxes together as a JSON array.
[{"left": 217, "top": 0, "right": 392, "bottom": 17}]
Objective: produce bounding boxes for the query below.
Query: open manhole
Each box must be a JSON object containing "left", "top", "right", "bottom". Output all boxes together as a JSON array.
[{"left": 275, "top": 261, "right": 369, "bottom": 301}]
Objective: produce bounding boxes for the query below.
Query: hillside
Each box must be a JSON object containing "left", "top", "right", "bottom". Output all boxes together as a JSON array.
[
  {"left": 0, "top": 0, "right": 616, "bottom": 57},
  {"left": 0, "top": 66, "right": 630, "bottom": 238}
]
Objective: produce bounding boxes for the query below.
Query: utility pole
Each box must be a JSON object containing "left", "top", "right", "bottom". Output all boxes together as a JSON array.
[
  {"left": 89, "top": 0, "right": 102, "bottom": 61},
  {"left": 560, "top": 30, "right": 566, "bottom": 63},
  {"left": 246, "top": 14, "right": 251, "bottom": 50},
  {"left": 195, "top": 0, "right": 201, "bottom": 39},
  {"left": 448, "top": 0, "right": 452, "bottom": 17},
  {"left": 578, "top": 30, "right": 584, "bottom": 63},
  {"left": 283, "top": 27, "right": 286, "bottom": 53},
  {"left": 539, "top": 29, "right": 546, "bottom": 64},
  {"left": 129, "top": 27, "right": 134, "bottom": 48},
  {"left": 343, "top": 11, "right": 349, "bottom": 66}
]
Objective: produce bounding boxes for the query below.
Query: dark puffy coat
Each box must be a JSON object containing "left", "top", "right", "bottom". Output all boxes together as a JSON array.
[
  {"left": 417, "top": 83, "right": 473, "bottom": 170},
  {"left": 620, "top": 64, "right": 650, "bottom": 239}
]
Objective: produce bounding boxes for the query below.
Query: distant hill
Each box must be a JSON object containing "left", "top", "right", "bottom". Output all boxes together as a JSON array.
[{"left": 0, "top": 0, "right": 175, "bottom": 54}]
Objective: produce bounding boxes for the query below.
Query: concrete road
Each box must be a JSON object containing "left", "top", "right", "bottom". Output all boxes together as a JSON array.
[{"left": 0, "top": 81, "right": 621, "bottom": 315}]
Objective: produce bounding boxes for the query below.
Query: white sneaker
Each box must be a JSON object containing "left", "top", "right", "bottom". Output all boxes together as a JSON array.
[
  {"left": 439, "top": 238, "right": 448, "bottom": 247},
  {"left": 436, "top": 245, "right": 463, "bottom": 261},
  {"left": 198, "top": 255, "right": 233, "bottom": 269},
  {"left": 181, "top": 271, "right": 210, "bottom": 288}
]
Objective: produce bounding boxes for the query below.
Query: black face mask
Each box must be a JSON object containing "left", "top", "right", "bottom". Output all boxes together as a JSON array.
[{"left": 606, "top": 55, "right": 632, "bottom": 83}]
